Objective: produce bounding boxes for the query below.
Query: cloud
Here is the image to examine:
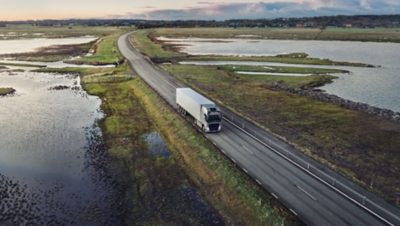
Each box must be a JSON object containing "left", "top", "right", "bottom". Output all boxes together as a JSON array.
[{"left": 109, "top": 0, "right": 400, "bottom": 20}]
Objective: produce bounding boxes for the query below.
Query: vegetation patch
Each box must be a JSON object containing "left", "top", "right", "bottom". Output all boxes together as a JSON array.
[
  {"left": 218, "top": 65, "right": 348, "bottom": 74},
  {"left": 0, "top": 25, "right": 123, "bottom": 40},
  {"left": 130, "top": 30, "right": 185, "bottom": 59},
  {"left": 0, "top": 87, "right": 16, "bottom": 96},
  {"left": 161, "top": 64, "right": 400, "bottom": 206},
  {"left": 65, "top": 34, "right": 125, "bottom": 65},
  {"left": 185, "top": 55, "right": 373, "bottom": 67}
]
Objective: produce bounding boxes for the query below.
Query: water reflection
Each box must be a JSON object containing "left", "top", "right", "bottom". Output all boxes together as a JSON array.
[{"left": 0, "top": 70, "right": 124, "bottom": 225}]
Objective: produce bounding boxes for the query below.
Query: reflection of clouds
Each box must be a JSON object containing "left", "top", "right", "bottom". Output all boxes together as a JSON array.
[{"left": 108, "top": 0, "right": 400, "bottom": 20}]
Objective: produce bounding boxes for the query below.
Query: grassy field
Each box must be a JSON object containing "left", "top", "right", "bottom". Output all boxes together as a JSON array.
[
  {"left": 152, "top": 27, "right": 400, "bottom": 42},
  {"left": 161, "top": 64, "right": 400, "bottom": 206},
  {"left": 0, "top": 25, "right": 123, "bottom": 40},
  {"left": 66, "top": 33, "right": 125, "bottom": 65},
  {"left": 130, "top": 30, "right": 184, "bottom": 59},
  {"left": 0, "top": 87, "right": 15, "bottom": 96}
]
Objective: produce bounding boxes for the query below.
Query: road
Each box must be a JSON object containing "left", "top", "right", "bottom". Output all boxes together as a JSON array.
[{"left": 118, "top": 32, "right": 400, "bottom": 226}]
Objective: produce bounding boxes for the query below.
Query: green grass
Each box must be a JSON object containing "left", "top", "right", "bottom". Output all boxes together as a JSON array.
[
  {"left": 130, "top": 30, "right": 185, "bottom": 58},
  {"left": 0, "top": 87, "right": 15, "bottom": 96},
  {"left": 214, "top": 65, "right": 343, "bottom": 88},
  {"left": 65, "top": 34, "right": 125, "bottom": 65},
  {"left": 218, "top": 65, "right": 348, "bottom": 74},
  {"left": 238, "top": 73, "right": 337, "bottom": 89},
  {"left": 0, "top": 25, "right": 123, "bottom": 40},
  {"left": 161, "top": 64, "right": 400, "bottom": 206},
  {"left": 186, "top": 55, "right": 372, "bottom": 67}
]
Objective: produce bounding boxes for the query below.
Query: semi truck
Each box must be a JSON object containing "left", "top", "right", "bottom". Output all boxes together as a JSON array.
[{"left": 176, "top": 88, "right": 222, "bottom": 133}]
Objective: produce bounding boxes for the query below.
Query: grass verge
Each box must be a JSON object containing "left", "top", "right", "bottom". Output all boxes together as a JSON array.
[
  {"left": 126, "top": 77, "right": 301, "bottom": 226},
  {"left": 39, "top": 62, "right": 300, "bottom": 225},
  {"left": 65, "top": 33, "right": 125, "bottom": 65}
]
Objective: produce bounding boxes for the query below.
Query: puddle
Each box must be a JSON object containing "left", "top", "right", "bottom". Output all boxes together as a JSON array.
[{"left": 143, "top": 132, "right": 171, "bottom": 157}]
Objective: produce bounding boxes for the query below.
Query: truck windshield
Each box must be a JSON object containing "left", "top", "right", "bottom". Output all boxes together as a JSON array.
[{"left": 206, "top": 114, "right": 221, "bottom": 123}]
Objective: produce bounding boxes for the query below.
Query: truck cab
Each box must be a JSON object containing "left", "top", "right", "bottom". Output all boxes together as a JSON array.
[{"left": 202, "top": 105, "right": 222, "bottom": 132}]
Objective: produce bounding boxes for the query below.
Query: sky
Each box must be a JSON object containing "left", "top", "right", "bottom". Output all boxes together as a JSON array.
[{"left": 0, "top": 0, "right": 399, "bottom": 21}]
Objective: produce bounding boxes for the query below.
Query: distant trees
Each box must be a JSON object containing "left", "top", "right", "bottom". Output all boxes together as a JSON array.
[{"left": 1, "top": 15, "right": 399, "bottom": 29}]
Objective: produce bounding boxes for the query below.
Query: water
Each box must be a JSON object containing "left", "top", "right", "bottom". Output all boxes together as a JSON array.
[
  {"left": 143, "top": 132, "right": 171, "bottom": 157},
  {"left": 0, "top": 70, "right": 125, "bottom": 225},
  {"left": 0, "top": 59, "right": 116, "bottom": 68},
  {"left": 0, "top": 37, "right": 97, "bottom": 55},
  {"left": 163, "top": 37, "right": 400, "bottom": 112}
]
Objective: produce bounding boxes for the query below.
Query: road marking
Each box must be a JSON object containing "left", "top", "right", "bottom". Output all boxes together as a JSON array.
[
  {"left": 296, "top": 185, "right": 317, "bottom": 201},
  {"left": 290, "top": 209, "right": 298, "bottom": 216},
  {"left": 243, "top": 168, "right": 248, "bottom": 174},
  {"left": 271, "top": 193, "right": 278, "bottom": 199},
  {"left": 231, "top": 158, "right": 236, "bottom": 163},
  {"left": 256, "top": 179, "right": 262, "bottom": 185},
  {"left": 241, "top": 144, "right": 254, "bottom": 155}
]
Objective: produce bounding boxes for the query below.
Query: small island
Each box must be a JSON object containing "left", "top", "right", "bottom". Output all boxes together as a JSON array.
[{"left": 0, "top": 87, "right": 16, "bottom": 96}]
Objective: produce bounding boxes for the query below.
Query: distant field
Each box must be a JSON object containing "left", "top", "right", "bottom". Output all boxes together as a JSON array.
[
  {"left": 0, "top": 25, "right": 123, "bottom": 40},
  {"left": 152, "top": 27, "right": 400, "bottom": 42}
]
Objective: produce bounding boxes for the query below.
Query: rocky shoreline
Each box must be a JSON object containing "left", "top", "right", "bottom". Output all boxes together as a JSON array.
[{"left": 269, "top": 82, "right": 400, "bottom": 123}]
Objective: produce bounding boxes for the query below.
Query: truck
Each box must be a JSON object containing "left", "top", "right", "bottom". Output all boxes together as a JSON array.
[{"left": 176, "top": 88, "right": 222, "bottom": 133}]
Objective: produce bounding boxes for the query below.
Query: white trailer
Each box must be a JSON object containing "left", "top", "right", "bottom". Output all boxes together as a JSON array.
[{"left": 176, "top": 88, "right": 222, "bottom": 133}]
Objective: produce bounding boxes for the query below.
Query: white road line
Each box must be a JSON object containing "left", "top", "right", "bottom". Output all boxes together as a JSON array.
[
  {"left": 271, "top": 193, "right": 278, "bottom": 199},
  {"left": 241, "top": 144, "right": 254, "bottom": 155},
  {"left": 290, "top": 208, "right": 298, "bottom": 216},
  {"left": 296, "top": 185, "right": 317, "bottom": 201},
  {"left": 256, "top": 179, "right": 262, "bottom": 185},
  {"left": 243, "top": 168, "right": 248, "bottom": 174}
]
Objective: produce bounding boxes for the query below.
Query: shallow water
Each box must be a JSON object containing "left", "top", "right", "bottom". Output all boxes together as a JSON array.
[
  {"left": 167, "top": 37, "right": 400, "bottom": 112},
  {"left": 0, "top": 37, "right": 97, "bottom": 55},
  {"left": 0, "top": 70, "right": 127, "bottom": 225},
  {"left": 0, "top": 59, "right": 115, "bottom": 68}
]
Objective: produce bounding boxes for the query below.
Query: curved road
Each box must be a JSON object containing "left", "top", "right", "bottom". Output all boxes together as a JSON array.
[{"left": 118, "top": 32, "right": 400, "bottom": 226}]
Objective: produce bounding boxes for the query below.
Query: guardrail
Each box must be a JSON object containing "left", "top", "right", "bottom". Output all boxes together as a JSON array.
[{"left": 222, "top": 112, "right": 399, "bottom": 226}]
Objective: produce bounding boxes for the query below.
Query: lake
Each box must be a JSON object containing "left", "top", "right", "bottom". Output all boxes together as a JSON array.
[{"left": 160, "top": 37, "right": 400, "bottom": 112}]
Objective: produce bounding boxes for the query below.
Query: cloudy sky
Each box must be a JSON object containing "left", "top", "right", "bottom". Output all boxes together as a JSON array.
[{"left": 0, "top": 0, "right": 399, "bottom": 21}]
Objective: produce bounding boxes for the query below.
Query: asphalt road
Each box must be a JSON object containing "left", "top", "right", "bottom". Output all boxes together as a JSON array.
[{"left": 118, "top": 32, "right": 400, "bottom": 226}]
